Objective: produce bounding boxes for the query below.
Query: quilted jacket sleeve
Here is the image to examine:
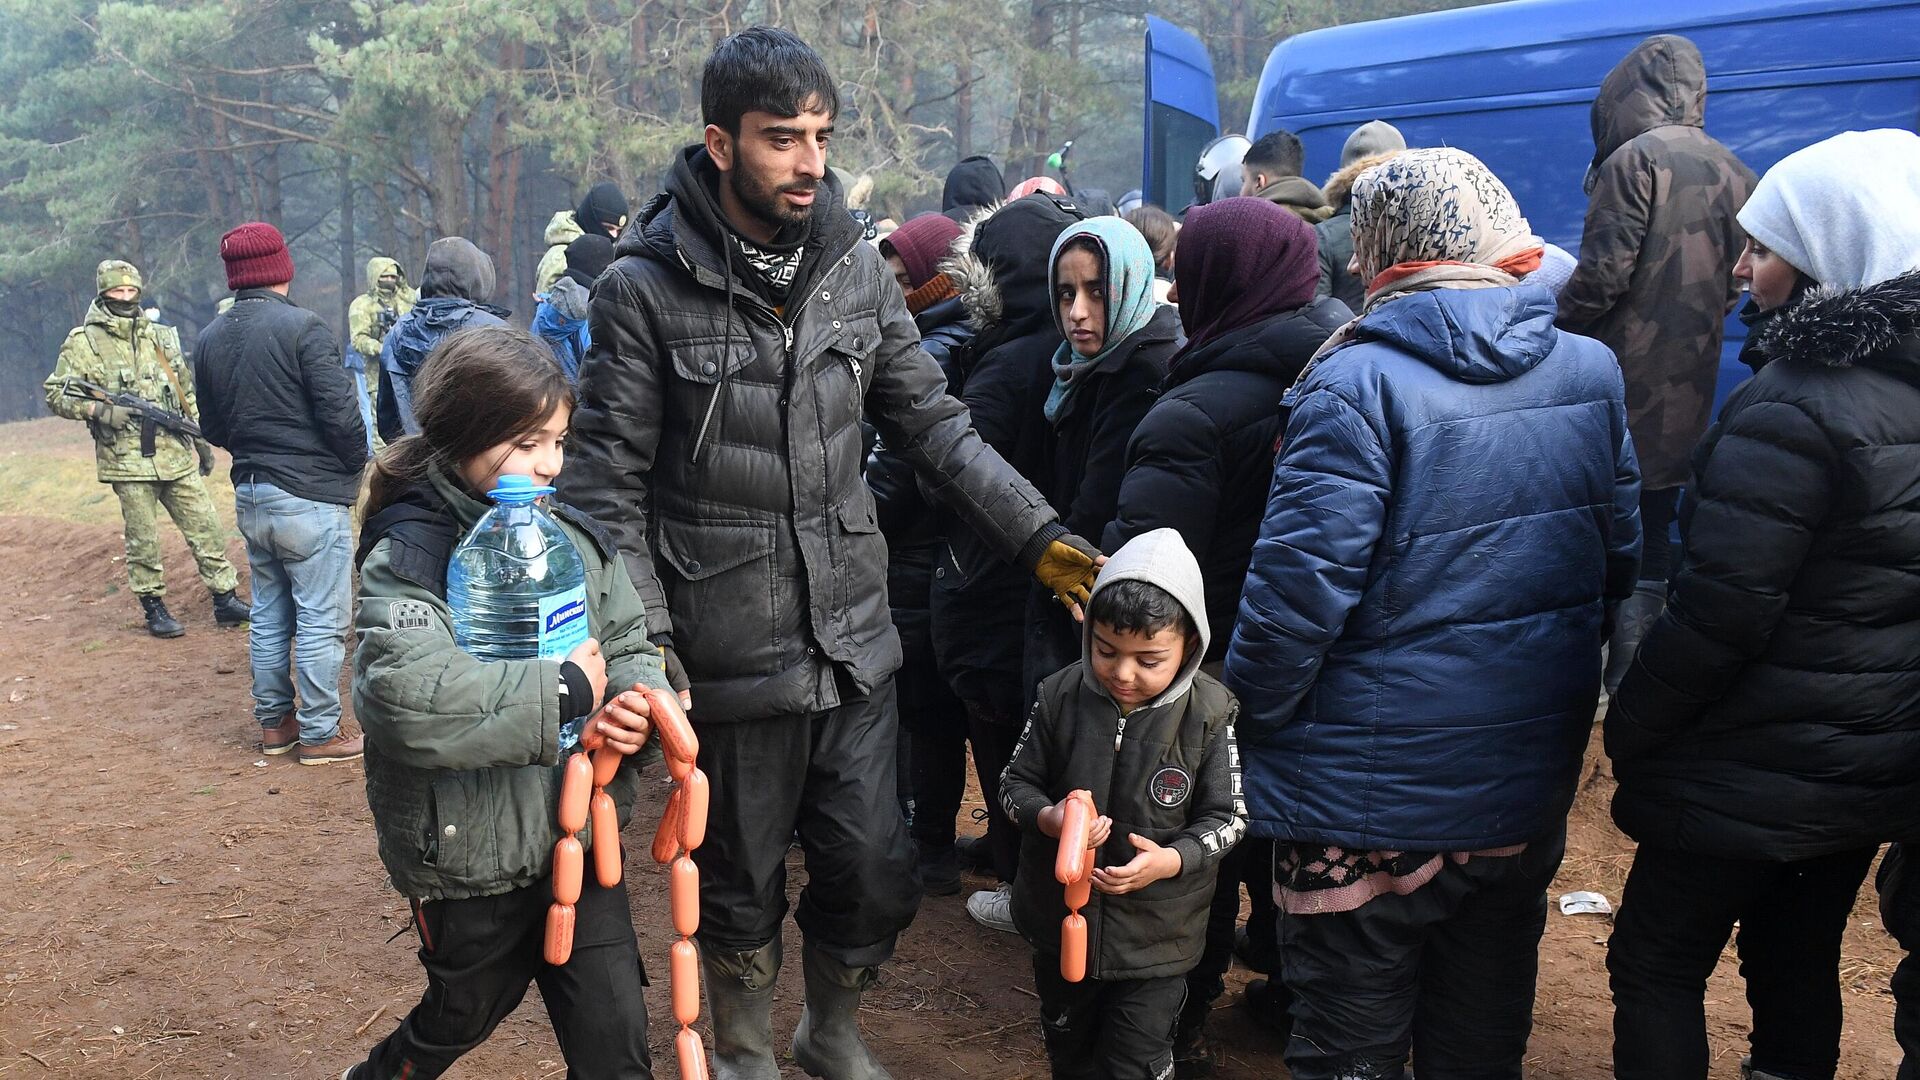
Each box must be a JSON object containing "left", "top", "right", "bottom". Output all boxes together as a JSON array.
[
  {"left": 1105, "top": 395, "right": 1223, "bottom": 562},
  {"left": 1224, "top": 381, "right": 1392, "bottom": 746}
]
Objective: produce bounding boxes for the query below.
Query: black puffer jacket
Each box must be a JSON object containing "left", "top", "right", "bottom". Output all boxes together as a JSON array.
[
  {"left": 1023, "top": 303, "right": 1181, "bottom": 692},
  {"left": 192, "top": 288, "right": 368, "bottom": 505},
  {"left": 929, "top": 195, "right": 1084, "bottom": 713},
  {"left": 558, "top": 147, "right": 1059, "bottom": 723},
  {"left": 1609, "top": 270, "right": 1920, "bottom": 859},
  {"left": 1105, "top": 297, "right": 1351, "bottom": 662}
]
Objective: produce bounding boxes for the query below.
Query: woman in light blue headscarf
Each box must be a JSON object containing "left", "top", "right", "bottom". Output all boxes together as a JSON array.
[{"left": 1022, "top": 215, "right": 1185, "bottom": 698}]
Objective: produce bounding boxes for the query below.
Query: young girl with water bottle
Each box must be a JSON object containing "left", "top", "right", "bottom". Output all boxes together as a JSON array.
[{"left": 342, "top": 324, "right": 669, "bottom": 1080}]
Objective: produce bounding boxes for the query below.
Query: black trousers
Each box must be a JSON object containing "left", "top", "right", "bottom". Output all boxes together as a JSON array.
[
  {"left": 1880, "top": 844, "right": 1920, "bottom": 1080},
  {"left": 691, "top": 679, "right": 922, "bottom": 969},
  {"left": 962, "top": 697, "right": 1024, "bottom": 883},
  {"left": 357, "top": 872, "right": 652, "bottom": 1079},
  {"left": 1277, "top": 829, "right": 1566, "bottom": 1080},
  {"left": 1189, "top": 839, "right": 1279, "bottom": 995},
  {"left": 892, "top": 595, "right": 968, "bottom": 850},
  {"left": 1032, "top": 951, "right": 1187, "bottom": 1080},
  {"left": 1609, "top": 843, "right": 1877, "bottom": 1080},
  {"left": 1640, "top": 486, "right": 1682, "bottom": 584}
]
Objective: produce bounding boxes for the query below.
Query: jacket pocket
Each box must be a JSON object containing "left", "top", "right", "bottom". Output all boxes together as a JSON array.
[
  {"left": 656, "top": 516, "right": 781, "bottom": 677},
  {"left": 426, "top": 774, "right": 468, "bottom": 880},
  {"left": 670, "top": 337, "right": 757, "bottom": 464}
]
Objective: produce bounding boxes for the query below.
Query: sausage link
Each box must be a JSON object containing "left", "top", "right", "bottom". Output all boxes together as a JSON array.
[
  {"left": 592, "top": 745, "right": 622, "bottom": 787},
  {"left": 671, "top": 938, "right": 701, "bottom": 1027},
  {"left": 652, "top": 787, "right": 685, "bottom": 865},
  {"left": 558, "top": 752, "right": 594, "bottom": 835},
  {"left": 590, "top": 790, "right": 622, "bottom": 887},
  {"left": 543, "top": 902, "right": 575, "bottom": 966},
  {"left": 670, "top": 854, "right": 700, "bottom": 937},
  {"left": 551, "top": 836, "right": 584, "bottom": 905},
  {"left": 678, "top": 768, "right": 710, "bottom": 852},
  {"left": 1060, "top": 912, "right": 1087, "bottom": 983},
  {"left": 642, "top": 686, "right": 699, "bottom": 766},
  {"left": 676, "top": 1025, "right": 709, "bottom": 1080},
  {"left": 1055, "top": 791, "right": 1091, "bottom": 885}
]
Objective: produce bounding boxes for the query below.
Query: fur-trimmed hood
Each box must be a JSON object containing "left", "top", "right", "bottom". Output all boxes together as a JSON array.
[
  {"left": 1323, "top": 150, "right": 1406, "bottom": 212},
  {"left": 941, "top": 194, "right": 1085, "bottom": 343},
  {"left": 1750, "top": 270, "right": 1920, "bottom": 370}
]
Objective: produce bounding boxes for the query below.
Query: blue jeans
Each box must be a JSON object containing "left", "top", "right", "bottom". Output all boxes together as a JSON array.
[{"left": 235, "top": 481, "right": 354, "bottom": 744}]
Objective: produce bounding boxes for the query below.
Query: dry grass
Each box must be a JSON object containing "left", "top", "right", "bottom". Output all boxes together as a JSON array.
[{"left": 0, "top": 417, "right": 240, "bottom": 534}]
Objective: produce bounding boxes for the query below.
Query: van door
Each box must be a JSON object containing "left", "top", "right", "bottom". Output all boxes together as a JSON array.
[{"left": 1144, "top": 16, "right": 1220, "bottom": 213}]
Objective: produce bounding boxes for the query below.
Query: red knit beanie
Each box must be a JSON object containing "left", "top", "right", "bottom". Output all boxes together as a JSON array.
[
  {"left": 221, "top": 222, "right": 295, "bottom": 289},
  {"left": 880, "top": 213, "right": 964, "bottom": 290}
]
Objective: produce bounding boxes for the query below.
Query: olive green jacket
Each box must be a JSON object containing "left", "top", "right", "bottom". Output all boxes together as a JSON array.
[
  {"left": 534, "top": 210, "right": 585, "bottom": 295},
  {"left": 44, "top": 300, "right": 200, "bottom": 482},
  {"left": 353, "top": 467, "right": 669, "bottom": 900},
  {"left": 347, "top": 256, "right": 417, "bottom": 362}
]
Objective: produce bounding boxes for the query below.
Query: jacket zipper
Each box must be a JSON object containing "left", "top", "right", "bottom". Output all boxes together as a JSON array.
[{"left": 1114, "top": 711, "right": 1128, "bottom": 752}]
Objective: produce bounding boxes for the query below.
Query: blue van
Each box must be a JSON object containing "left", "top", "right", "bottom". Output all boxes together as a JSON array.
[{"left": 1150, "top": 0, "right": 1920, "bottom": 408}]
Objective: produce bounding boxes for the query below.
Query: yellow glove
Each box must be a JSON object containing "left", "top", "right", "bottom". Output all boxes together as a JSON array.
[{"left": 1033, "top": 534, "right": 1103, "bottom": 615}]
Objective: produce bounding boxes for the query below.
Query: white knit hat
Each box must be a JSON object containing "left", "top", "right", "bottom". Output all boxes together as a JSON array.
[{"left": 1737, "top": 129, "right": 1920, "bottom": 291}]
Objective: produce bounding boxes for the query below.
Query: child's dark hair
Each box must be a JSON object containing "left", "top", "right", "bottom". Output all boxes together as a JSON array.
[
  {"left": 702, "top": 27, "right": 840, "bottom": 136},
  {"left": 1088, "top": 578, "right": 1198, "bottom": 640},
  {"left": 363, "top": 325, "right": 574, "bottom": 518}
]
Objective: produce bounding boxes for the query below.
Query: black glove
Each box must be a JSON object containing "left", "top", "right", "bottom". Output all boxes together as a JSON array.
[
  {"left": 195, "top": 439, "right": 216, "bottom": 477},
  {"left": 658, "top": 643, "right": 692, "bottom": 709}
]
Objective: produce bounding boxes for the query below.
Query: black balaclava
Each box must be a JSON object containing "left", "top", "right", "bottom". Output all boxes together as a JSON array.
[{"left": 575, "top": 182, "right": 630, "bottom": 238}]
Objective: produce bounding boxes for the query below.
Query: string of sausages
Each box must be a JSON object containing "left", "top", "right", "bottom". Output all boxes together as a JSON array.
[
  {"left": 545, "top": 741, "right": 622, "bottom": 966},
  {"left": 645, "top": 687, "right": 712, "bottom": 1080},
  {"left": 1055, "top": 788, "right": 1097, "bottom": 982}
]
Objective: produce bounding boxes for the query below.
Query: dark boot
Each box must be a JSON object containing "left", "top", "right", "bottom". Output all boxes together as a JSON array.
[
  {"left": 1604, "top": 581, "right": 1668, "bottom": 694},
  {"left": 1172, "top": 985, "right": 1218, "bottom": 1078},
  {"left": 140, "top": 595, "right": 184, "bottom": 638},
  {"left": 702, "top": 939, "right": 782, "bottom": 1080},
  {"left": 1242, "top": 978, "right": 1294, "bottom": 1041},
  {"left": 791, "top": 940, "right": 893, "bottom": 1080},
  {"left": 211, "top": 588, "right": 251, "bottom": 628},
  {"left": 915, "top": 842, "right": 962, "bottom": 897}
]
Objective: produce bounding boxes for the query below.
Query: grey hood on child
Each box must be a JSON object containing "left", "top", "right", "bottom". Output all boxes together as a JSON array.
[{"left": 1081, "top": 526, "right": 1210, "bottom": 711}]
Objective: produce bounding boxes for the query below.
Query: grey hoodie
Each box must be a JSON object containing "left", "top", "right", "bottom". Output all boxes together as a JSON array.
[{"left": 1001, "top": 527, "right": 1245, "bottom": 981}]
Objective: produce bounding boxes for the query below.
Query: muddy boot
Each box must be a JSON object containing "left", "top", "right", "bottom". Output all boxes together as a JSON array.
[
  {"left": 702, "top": 939, "right": 782, "bottom": 1080},
  {"left": 211, "top": 588, "right": 251, "bottom": 628},
  {"left": 791, "top": 940, "right": 893, "bottom": 1080},
  {"left": 1741, "top": 1058, "right": 1796, "bottom": 1080},
  {"left": 1603, "top": 581, "right": 1668, "bottom": 695},
  {"left": 140, "top": 595, "right": 184, "bottom": 638}
]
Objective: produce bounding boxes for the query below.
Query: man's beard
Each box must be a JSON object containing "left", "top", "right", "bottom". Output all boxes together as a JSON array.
[{"left": 729, "top": 165, "right": 816, "bottom": 236}]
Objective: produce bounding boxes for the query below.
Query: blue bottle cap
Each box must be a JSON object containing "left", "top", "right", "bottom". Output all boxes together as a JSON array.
[{"left": 487, "top": 474, "right": 555, "bottom": 505}]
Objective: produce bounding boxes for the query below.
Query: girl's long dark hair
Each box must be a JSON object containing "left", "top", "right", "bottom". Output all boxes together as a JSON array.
[{"left": 363, "top": 325, "right": 575, "bottom": 519}]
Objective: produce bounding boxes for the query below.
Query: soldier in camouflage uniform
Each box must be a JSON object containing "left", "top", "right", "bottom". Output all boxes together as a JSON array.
[
  {"left": 43, "top": 260, "right": 250, "bottom": 638},
  {"left": 1557, "top": 34, "right": 1757, "bottom": 692},
  {"left": 346, "top": 255, "right": 415, "bottom": 442}
]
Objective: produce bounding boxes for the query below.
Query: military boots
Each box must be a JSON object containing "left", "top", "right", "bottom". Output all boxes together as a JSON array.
[
  {"left": 211, "top": 589, "right": 251, "bottom": 628},
  {"left": 140, "top": 595, "right": 184, "bottom": 638}
]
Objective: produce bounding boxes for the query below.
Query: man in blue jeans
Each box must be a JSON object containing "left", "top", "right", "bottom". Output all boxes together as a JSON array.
[{"left": 193, "top": 222, "right": 369, "bottom": 764}]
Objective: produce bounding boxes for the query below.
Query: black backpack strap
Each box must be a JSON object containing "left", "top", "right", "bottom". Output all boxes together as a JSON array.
[
  {"left": 358, "top": 490, "right": 460, "bottom": 600},
  {"left": 549, "top": 500, "right": 621, "bottom": 563}
]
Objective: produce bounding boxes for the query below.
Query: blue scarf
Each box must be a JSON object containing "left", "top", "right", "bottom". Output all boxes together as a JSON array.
[{"left": 1043, "top": 217, "right": 1160, "bottom": 424}]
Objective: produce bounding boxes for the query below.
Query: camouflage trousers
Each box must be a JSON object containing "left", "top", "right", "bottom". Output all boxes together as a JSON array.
[{"left": 109, "top": 479, "right": 240, "bottom": 597}]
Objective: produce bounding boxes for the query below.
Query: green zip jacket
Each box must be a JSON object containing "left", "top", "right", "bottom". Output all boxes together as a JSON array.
[{"left": 353, "top": 467, "right": 669, "bottom": 900}]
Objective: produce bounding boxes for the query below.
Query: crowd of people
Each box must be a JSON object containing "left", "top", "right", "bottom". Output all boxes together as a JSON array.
[{"left": 38, "top": 21, "right": 1920, "bottom": 1080}]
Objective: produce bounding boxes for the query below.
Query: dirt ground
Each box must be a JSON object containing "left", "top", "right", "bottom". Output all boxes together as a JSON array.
[{"left": 0, "top": 416, "right": 1905, "bottom": 1078}]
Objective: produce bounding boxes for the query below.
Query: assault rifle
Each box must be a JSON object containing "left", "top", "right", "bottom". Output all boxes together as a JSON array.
[{"left": 61, "top": 377, "right": 201, "bottom": 458}]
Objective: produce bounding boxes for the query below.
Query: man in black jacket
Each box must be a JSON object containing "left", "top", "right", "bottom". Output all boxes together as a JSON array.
[
  {"left": 556, "top": 28, "right": 1102, "bottom": 1080},
  {"left": 194, "top": 222, "right": 368, "bottom": 766}
]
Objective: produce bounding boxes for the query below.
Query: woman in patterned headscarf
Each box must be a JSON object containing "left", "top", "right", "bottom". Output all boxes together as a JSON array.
[{"left": 1225, "top": 147, "right": 1641, "bottom": 1079}]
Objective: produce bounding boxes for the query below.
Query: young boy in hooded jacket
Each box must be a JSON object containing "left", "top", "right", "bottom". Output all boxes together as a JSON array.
[{"left": 1000, "top": 528, "right": 1245, "bottom": 1080}]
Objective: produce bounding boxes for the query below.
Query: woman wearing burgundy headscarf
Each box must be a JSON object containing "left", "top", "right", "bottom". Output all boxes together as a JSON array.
[{"left": 1104, "top": 195, "right": 1351, "bottom": 1070}]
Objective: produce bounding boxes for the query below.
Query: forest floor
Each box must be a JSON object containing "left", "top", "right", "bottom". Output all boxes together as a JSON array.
[{"left": 0, "top": 415, "right": 1904, "bottom": 1078}]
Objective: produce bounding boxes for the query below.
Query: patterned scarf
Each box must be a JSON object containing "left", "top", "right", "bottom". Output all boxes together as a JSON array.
[
  {"left": 1043, "top": 217, "right": 1161, "bottom": 424},
  {"left": 731, "top": 234, "right": 803, "bottom": 301},
  {"left": 1302, "top": 147, "right": 1543, "bottom": 373}
]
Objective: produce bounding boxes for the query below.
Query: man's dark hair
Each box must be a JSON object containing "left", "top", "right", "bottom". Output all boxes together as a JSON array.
[
  {"left": 1088, "top": 579, "right": 1198, "bottom": 641},
  {"left": 1243, "top": 129, "right": 1306, "bottom": 179},
  {"left": 701, "top": 27, "right": 840, "bottom": 135}
]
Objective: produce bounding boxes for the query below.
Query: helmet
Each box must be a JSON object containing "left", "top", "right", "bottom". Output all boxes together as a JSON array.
[
  {"left": 96, "top": 259, "right": 142, "bottom": 296},
  {"left": 1192, "top": 135, "right": 1251, "bottom": 207},
  {"left": 1116, "top": 189, "right": 1145, "bottom": 215}
]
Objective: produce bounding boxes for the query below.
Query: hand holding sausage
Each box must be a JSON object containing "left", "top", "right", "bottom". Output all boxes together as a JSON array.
[{"left": 591, "top": 687, "right": 653, "bottom": 756}]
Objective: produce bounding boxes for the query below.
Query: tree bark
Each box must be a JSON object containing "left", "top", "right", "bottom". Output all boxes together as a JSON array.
[{"left": 338, "top": 152, "right": 355, "bottom": 340}]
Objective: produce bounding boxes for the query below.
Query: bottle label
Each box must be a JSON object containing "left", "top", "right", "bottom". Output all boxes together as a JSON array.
[{"left": 537, "top": 585, "right": 590, "bottom": 660}]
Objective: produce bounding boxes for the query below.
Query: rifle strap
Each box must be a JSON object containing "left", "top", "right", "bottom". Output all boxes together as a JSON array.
[{"left": 150, "top": 337, "right": 192, "bottom": 423}]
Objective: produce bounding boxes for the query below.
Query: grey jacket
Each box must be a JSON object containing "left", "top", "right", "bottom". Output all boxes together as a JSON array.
[
  {"left": 353, "top": 468, "right": 668, "bottom": 900},
  {"left": 559, "top": 147, "right": 1060, "bottom": 722}
]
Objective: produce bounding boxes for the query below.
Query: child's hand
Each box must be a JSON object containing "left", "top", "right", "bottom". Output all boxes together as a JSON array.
[
  {"left": 590, "top": 686, "right": 653, "bottom": 755},
  {"left": 567, "top": 637, "right": 607, "bottom": 708},
  {"left": 1091, "top": 834, "right": 1181, "bottom": 895},
  {"left": 1086, "top": 814, "right": 1113, "bottom": 850}
]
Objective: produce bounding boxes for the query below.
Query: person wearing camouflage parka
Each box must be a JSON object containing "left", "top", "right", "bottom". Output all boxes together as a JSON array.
[
  {"left": 42, "top": 259, "right": 247, "bottom": 638},
  {"left": 347, "top": 255, "right": 416, "bottom": 445},
  {"left": 1557, "top": 34, "right": 1757, "bottom": 693}
]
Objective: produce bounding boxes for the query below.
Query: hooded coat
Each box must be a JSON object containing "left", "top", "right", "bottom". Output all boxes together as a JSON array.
[
  {"left": 1227, "top": 283, "right": 1642, "bottom": 850},
  {"left": 553, "top": 147, "right": 1060, "bottom": 723},
  {"left": 942, "top": 155, "right": 1005, "bottom": 216},
  {"left": 930, "top": 194, "right": 1085, "bottom": 713},
  {"left": 534, "top": 210, "right": 586, "bottom": 296},
  {"left": 1001, "top": 528, "right": 1245, "bottom": 981},
  {"left": 1557, "top": 35, "right": 1757, "bottom": 490},
  {"left": 378, "top": 238, "right": 509, "bottom": 441},
  {"left": 348, "top": 256, "right": 417, "bottom": 364},
  {"left": 1607, "top": 269, "right": 1920, "bottom": 861},
  {"left": 1313, "top": 155, "right": 1394, "bottom": 313},
  {"left": 1250, "top": 176, "right": 1333, "bottom": 223}
]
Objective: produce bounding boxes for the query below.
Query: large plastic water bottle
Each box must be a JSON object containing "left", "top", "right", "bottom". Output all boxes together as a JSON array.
[{"left": 447, "top": 474, "right": 592, "bottom": 750}]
